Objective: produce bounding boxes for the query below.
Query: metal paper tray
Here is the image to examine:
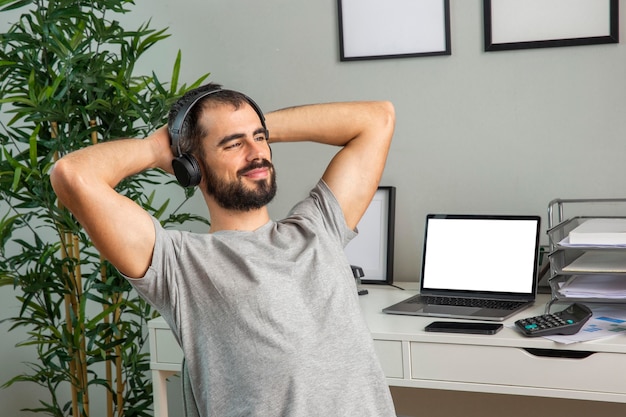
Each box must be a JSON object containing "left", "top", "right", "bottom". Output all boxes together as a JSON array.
[
  {"left": 548, "top": 248, "right": 626, "bottom": 276},
  {"left": 547, "top": 216, "right": 626, "bottom": 249},
  {"left": 548, "top": 274, "right": 626, "bottom": 305}
]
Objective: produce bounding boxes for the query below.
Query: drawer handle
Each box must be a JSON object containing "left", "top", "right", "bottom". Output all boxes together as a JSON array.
[{"left": 523, "top": 348, "right": 595, "bottom": 359}]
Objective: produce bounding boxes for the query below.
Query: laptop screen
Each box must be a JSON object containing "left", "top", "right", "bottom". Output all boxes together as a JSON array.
[{"left": 421, "top": 214, "right": 541, "bottom": 296}]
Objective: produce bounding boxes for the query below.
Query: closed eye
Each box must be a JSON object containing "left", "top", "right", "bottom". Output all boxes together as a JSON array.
[{"left": 224, "top": 141, "right": 242, "bottom": 150}]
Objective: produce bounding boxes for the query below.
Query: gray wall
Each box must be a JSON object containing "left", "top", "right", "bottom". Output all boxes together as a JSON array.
[
  {"left": 128, "top": 0, "right": 626, "bottom": 282},
  {"left": 3, "top": 0, "right": 626, "bottom": 415}
]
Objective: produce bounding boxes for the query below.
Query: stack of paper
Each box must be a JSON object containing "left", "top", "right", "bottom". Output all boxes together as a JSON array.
[
  {"left": 557, "top": 274, "right": 626, "bottom": 299},
  {"left": 568, "top": 218, "right": 626, "bottom": 245}
]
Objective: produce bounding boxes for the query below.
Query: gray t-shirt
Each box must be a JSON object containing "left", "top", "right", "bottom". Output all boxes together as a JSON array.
[{"left": 129, "top": 180, "right": 396, "bottom": 417}]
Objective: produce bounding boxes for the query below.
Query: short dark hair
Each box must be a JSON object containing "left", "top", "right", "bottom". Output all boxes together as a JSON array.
[{"left": 167, "top": 82, "right": 255, "bottom": 158}]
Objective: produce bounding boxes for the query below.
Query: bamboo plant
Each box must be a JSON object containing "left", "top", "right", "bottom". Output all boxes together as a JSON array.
[{"left": 0, "top": 1, "right": 208, "bottom": 416}]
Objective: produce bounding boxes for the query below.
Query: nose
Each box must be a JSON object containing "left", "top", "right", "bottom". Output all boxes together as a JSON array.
[{"left": 246, "top": 139, "right": 271, "bottom": 162}]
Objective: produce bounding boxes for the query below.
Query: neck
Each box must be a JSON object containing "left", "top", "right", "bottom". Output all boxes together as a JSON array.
[{"left": 205, "top": 198, "right": 271, "bottom": 233}]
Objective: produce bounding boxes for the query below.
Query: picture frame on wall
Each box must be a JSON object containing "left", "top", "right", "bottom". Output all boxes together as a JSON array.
[
  {"left": 344, "top": 186, "right": 396, "bottom": 284},
  {"left": 484, "top": 0, "right": 619, "bottom": 52},
  {"left": 337, "top": 0, "right": 451, "bottom": 61}
]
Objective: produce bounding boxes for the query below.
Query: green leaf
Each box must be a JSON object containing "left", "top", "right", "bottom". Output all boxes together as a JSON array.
[
  {"left": 0, "top": 276, "right": 15, "bottom": 287},
  {"left": 0, "top": 96, "right": 37, "bottom": 107},
  {"left": 153, "top": 198, "right": 170, "bottom": 220},
  {"left": 28, "top": 124, "right": 39, "bottom": 167},
  {"left": 170, "top": 50, "right": 181, "bottom": 93},
  {"left": 0, "top": 213, "right": 20, "bottom": 251},
  {"left": 11, "top": 166, "right": 22, "bottom": 191},
  {"left": 0, "top": 0, "right": 34, "bottom": 12},
  {"left": 85, "top": 303, "right": 122, "bottom": 330}
]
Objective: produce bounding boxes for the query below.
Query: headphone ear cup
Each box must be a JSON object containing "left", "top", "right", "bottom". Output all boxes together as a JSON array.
[{"left": 172, "top": 154, "right": 202, "bottom": 188}]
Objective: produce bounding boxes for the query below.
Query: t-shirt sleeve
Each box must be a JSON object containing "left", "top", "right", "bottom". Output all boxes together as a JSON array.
[
  {"left": 288, "top": 179, "right": 357, "bottom": 248},
  {"left": 123, "top": 216, "right": 182, "bottom": 328}
]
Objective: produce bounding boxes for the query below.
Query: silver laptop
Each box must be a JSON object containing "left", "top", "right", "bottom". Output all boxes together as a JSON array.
[{"left": 383, "top": 214, "right": 541, "bottom": 321}]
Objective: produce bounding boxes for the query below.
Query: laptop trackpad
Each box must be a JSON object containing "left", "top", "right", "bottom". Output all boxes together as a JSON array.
[{"left": 423, "top": 305, "right": 482, "bottom": 315}]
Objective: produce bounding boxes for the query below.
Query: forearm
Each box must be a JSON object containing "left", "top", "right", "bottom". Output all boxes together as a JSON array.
[
  {"left": 56, "top": 139, "right": 154, "bottom": 183},
  {"left": 51, "top": 127, "right": 171, "bottom": 206},
  {"left": 265, "top": 101, "right": 395, "bottom": 147}
]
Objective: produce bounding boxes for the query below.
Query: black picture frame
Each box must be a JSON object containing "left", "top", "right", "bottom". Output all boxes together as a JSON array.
[
  {"left": 338, "top": 0, "right": 451, "bottom": 61},
  {"left": 344, "top": 186, "right": 396, "bottom": 284},
  {"left": 484, "top": 0, "right": 619, "bottom": 52}
]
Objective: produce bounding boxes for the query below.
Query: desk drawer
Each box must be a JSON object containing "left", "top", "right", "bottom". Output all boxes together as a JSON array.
[
  {"left": 411, "top": 342, "right": 625, "bottom": 394},
  {"left": 374, "top": 340, "right": 404, "bottom": 379}
]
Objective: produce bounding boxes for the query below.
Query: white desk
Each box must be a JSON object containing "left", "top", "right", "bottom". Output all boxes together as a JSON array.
[{"left": 148, "top": 283, "right": 626, "bottom": 417}]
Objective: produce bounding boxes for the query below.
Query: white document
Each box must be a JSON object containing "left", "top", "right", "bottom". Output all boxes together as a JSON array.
[
  {"left": 557, "top": 275, "right": 626, "bottom": 298},
  {"left": 543, "top": 305, "right": 626, "bottom": 344},
  {"left": 508, "top": 304, "right": 626, "bottom": 344},
  {"left": 558, "top": 236, "right": 626, "bottom": 249},
  {"left": 568, "top": 218, "right": 626, "bottom": 245}
]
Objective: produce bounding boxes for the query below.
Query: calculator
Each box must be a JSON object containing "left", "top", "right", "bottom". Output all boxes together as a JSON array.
[{"left": 515, "top": 303, "right": 592, "bottom": 337}]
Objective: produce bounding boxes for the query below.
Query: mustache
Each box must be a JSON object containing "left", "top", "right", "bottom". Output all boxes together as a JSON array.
[{"left": 237, "top": 159, "right": 273, "bottom": 176}]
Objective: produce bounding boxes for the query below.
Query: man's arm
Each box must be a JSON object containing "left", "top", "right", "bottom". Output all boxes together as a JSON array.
[
  {"left": 50, "top": 126, "right": 174, "bottom": 278},
  {"left": 265, "top": 101, "right": 395, "bottom": 230}
]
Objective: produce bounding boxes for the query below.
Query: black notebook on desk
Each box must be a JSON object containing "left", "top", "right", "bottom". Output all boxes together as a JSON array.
[{"left": 383, "top": 214, "right": 541, "bottom": 321}]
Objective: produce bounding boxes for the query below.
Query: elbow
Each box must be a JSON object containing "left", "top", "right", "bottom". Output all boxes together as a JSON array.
[
  {"left": 49, "top": 158, "right": 65, "bottom": 195},
  {"left": 385, "top": 100, "right": 396, "bottom": 124},
  {"left": 378, "top": 101, "right": 396, "bottom": 134},
  {"left": 381, "top": 100, "right": 395, "bottom": 117},
  {"left": 379, "top": 100, "right": 396, "bottom": 141},
  {"left": 50, "top": 157, "right": 78, "bottom": 207}
]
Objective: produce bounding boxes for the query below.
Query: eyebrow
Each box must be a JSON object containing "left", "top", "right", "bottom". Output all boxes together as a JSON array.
[{"left": 217, "top": 127, "right": 267, "bottom": 147}]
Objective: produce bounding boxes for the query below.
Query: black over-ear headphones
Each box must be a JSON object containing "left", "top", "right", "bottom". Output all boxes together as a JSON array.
[{"left": 168, "top": 87, "right": 267, "bottom": 187}]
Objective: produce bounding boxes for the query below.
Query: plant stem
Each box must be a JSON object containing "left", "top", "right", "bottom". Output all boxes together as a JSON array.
[
  {"left": 73, "top": 232, "right": 90, "bottom": 416},
  {"left": 54, "top": 122, "right": 81, "bottom": 417},
  {"left": 92, "top": 119, "right": 115, "bottom": 417}
]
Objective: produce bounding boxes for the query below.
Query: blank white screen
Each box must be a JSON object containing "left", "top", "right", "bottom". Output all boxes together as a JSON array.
[{"left": 422, "top": 218, "right": 538, "bottom": 293}]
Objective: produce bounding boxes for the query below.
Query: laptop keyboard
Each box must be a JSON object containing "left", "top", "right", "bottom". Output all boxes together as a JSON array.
[{"left": 418, "top": 296, "right": 526, "bottom": 310}]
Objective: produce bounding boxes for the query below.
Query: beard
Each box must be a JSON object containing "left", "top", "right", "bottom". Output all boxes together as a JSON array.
[{"left": 203, "top": 159, "right": 277, "bottom": 211}]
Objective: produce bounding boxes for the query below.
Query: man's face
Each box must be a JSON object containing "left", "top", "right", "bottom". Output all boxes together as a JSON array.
[{"left": 200, "top": 103, "right": 276, "bottom": 211}]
